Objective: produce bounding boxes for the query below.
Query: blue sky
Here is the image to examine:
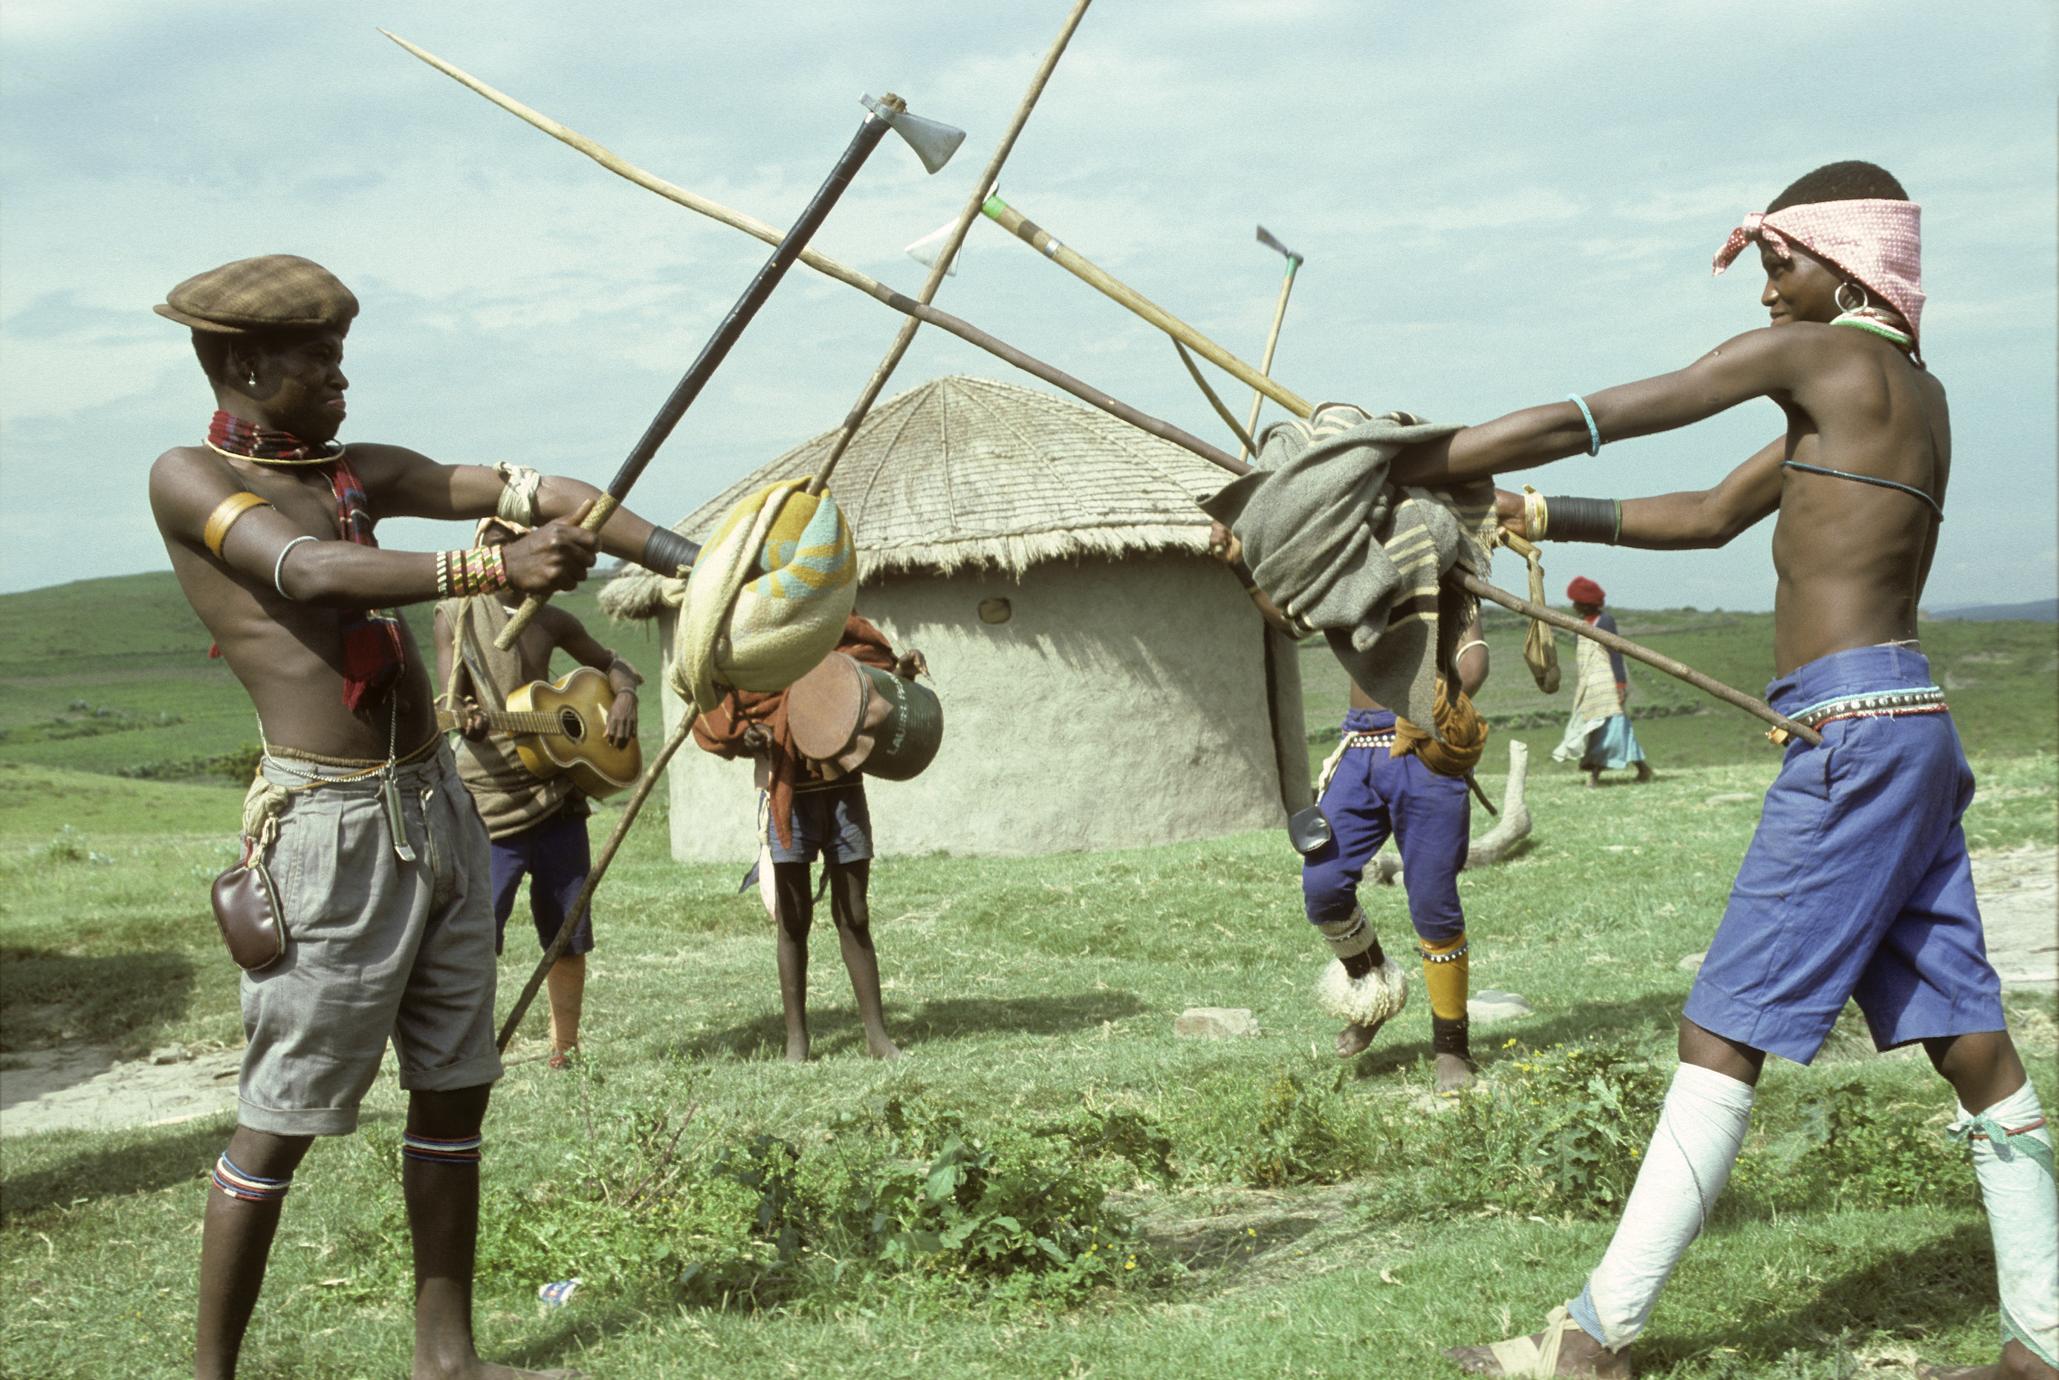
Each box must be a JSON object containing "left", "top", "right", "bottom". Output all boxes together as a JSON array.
[{"left": 2, "top": 1, "right": 2052, "bottom": 610}]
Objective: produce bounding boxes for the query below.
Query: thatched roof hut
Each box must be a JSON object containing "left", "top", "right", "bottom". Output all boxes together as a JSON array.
[{"left": 605, "top": 375, "right": 1310, "bottom": 859}]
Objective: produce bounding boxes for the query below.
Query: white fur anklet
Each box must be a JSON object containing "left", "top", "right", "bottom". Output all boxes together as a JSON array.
[{"left": 1315, "top": 955, "right": 1409, "bottom": 1026}]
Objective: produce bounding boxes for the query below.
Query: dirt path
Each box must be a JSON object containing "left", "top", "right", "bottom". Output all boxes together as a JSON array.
[{"left": 3, "top": 848, "right": 2053, "bottom": 1142}]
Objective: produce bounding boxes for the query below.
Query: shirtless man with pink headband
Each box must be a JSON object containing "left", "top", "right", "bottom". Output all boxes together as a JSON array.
[{"left": 1383, "top": 161, "right": 2053, "bottom": 1378}]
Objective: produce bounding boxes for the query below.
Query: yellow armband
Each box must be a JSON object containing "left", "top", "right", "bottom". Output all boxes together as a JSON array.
[{"left": 203, "top": 492, "right": 273, "bottom": 558}]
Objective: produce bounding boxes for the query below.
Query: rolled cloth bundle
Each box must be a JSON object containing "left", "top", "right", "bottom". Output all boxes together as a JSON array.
[
  {"left": 671, "top": 480, "right": 857, "bottom": 715},
  {"left": 1201, "top": 404, "right": 1496, "bottom": 738},
  {"left": 1391, "top": 681, "right": 1490, "bottom": 777}
]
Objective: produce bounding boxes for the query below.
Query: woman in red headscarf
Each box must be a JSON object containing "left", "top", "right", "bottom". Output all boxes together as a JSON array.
[{"left": 1549, "top": 577, "right": 1653, "bottom": 786}]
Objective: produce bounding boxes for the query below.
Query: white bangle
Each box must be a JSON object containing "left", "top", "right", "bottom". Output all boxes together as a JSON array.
[{"left": 273, "top": 535, "right": 318, "bottom": 599}]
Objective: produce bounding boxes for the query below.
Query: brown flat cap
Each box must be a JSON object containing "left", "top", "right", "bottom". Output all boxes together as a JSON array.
[{"left": 154, "top": 254, "right": 359, "bottom": 334}]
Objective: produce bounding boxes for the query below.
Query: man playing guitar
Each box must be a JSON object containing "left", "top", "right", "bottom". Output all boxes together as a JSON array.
[{"left": 434, "top": 519, "right": 642, "bottom": 1069}]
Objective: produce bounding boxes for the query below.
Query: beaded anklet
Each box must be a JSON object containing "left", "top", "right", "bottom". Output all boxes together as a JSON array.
[
  {"left": 212, "top": 1152, "right": 292, "bottom": 1204},
  {"left": 401, "top": 1131, "right": 484, "bottom": 1167}
]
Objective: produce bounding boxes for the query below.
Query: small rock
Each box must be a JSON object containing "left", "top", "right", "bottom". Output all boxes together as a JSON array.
[
  {"left": 1677, "top": 950, "right": 1707, "bottom": 973},
  {"left": 1174, "top": 1007, "right": 1260, "bottom": 1039},
  {"left": 1467, "top": 990, "right": 1532, "bottom": 1024},
  {"left": 1705, "top": 792, "right": 1756, "bottom": 806},
  {"left": 1412, "top": 1091, "right": 1462, "bottom": 1115},
  {"left": 150, "top": 1045, "right": 186, "bottom": 1065}
]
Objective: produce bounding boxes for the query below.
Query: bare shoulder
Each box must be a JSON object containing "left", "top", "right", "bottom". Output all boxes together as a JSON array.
[{"left": 148, "top": 445, "right": 236, "bottom": 530}]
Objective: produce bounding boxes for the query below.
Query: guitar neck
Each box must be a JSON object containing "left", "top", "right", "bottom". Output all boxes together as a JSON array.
[{"left": 436, "top": 708, "right": 565, "bottom": 737}]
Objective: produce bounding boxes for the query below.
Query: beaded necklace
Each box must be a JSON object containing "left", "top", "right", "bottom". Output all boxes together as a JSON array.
[{"left": 205, "top": 410, "right": 345, "bottom": 466}]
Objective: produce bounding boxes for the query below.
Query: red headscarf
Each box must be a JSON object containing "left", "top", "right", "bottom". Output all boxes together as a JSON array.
[{"left": 1566, "top": 576, "right": 1605, "bottom": 607}]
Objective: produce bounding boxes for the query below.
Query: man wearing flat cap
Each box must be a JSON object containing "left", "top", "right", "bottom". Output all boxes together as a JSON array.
[{"left": 149, "top": 253, "right": 697, "bottom": 1380}]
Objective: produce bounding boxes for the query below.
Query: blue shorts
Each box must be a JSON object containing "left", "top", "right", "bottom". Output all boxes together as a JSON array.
[
  {"left": 767, "top": 781, "right": 872, "bottom": 867},
  {"left": 489, "top": 803, "right": 594, "bottom": 958},
  {"left": 1683, "top": 644, "right": 2005, "bottom": 1064},
  {"left": 1302, "top": 708, "right": 1470, "bottom": 944}
]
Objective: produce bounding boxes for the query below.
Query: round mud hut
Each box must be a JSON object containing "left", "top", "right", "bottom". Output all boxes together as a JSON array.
[{"left": 600, "top": 375, "right": 1311, "bottom": 860}]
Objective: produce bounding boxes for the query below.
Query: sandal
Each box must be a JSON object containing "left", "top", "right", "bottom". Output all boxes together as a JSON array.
[{"left": 1448, "top": 1307, "right": 1599, "bottom": 1377}]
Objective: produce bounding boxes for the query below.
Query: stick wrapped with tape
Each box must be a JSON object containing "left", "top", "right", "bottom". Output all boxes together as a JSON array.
[{"left": 669, "top": 481, "right": 858, "bottom": 715}]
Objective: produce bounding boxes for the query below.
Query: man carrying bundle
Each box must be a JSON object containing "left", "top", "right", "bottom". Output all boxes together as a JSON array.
[
  {"left": 1212, "top": 523, "right": 1491, "bottom": 1093},
  {"left": 692, "top": 613, "right": 923, "bottom": 1064},
  {"left": 148, "top": 253, "right": 696, "bottom": 1380},
  {"left": 435, "top": 518, "right": 644, "bottom": 1071},
  {"left": 1379, "top": 163, "right": 2053, "bottom": 1379}
]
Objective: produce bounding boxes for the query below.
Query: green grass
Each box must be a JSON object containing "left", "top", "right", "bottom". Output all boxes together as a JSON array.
[{"left": 1, "top": 577, "right": 2055, "bottom": 1378}]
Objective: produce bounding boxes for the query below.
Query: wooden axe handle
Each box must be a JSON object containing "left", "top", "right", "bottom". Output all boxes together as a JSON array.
[{"left": 495, "top": 495, "right": 619, "bottom": 649}]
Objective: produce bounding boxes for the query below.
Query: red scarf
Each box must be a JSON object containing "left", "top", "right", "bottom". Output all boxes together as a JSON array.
[{"left": 205, "top": 412, "right": 406, "bottom": 710}]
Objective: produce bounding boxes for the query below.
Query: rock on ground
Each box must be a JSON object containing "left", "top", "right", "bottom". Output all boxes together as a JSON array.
[
  {"left": 1467, "top": 989, "right": 1532, "bottom": 1024},
  {"left": 1175, "top": 1007, "right": 1261, "bottom": 1039}
]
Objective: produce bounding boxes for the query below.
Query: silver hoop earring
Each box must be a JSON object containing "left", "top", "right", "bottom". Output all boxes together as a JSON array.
[{"left": 1835, "top": 281, "right": 1869, "bottom": 313}]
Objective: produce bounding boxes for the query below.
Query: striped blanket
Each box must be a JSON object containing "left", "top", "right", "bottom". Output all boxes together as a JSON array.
[{"left": 1201, "top": 404, "right": 1495, "bottom": 739}]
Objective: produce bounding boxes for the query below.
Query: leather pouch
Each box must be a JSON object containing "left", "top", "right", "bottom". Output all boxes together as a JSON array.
[
  {"left": 1287, "top": 804, "right": 1333, "bottom": 856},
  {"left": 211, "top": 838, "right": 286, "bottom": 971}
]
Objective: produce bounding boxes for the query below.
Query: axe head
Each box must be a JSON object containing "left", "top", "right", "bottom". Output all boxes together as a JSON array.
[
  {"left": 1256, "top": 224, "right": 1304, "bottom": 265},
  {"left": 861, "top": 93, "right": 965, "bottom": 175}
]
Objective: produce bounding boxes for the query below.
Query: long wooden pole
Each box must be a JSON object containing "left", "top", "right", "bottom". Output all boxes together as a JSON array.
[
  {"left": 806, "top": 0, "right": 1094, "bottom": 495},
  {"left": 496, "top": 713, "right": 693, "bottom": 1053},
  {"left": 980, "top": 192, "right": 1314, "bottom": 419},
  {"left": 1240, "top": 250, "right": 1301, "bottom": 460},
  {"left": 388, "top": 39, "right": 1820, "bottom": 750}
]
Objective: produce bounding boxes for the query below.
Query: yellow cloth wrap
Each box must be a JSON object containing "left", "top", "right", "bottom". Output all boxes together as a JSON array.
[
  {"left": 203, "top": 491, "right": 272, "bottom": 558},
  {"left": 1391, "top": 680, "right": 1489, "bottom": 777},
  {"left": 671, "top": 479, "right": 857, "bottom": 714},
  {"left": 1419, "top": 932, "right": 1469, "bottom": 1021}
]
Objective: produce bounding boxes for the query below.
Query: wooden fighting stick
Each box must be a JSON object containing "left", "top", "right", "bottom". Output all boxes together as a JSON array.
[
  {"left": 1242, "top": 226, "right": 1304, "bottom": 460},
  {"left": 804, "top": 0, "right": 1096, "bottom": 496},
  {"left": 388, "top": 40, "right": 1821, "bottom": 750},
  {"left": 386, "top": 28, "right": 965, "bottom": 651}
]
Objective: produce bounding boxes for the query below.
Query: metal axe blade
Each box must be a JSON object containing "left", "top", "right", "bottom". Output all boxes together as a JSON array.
[
  {"left": 862, "top": 93, "right": 965, "bottom": 174},
  {"left": 1255, "top": 224, "right": 1303, "bottom": 265}
]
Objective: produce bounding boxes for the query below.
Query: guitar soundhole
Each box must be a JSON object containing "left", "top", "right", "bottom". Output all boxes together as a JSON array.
[{"left": 558, "top": 708, "right": 585, "bottom": 742}]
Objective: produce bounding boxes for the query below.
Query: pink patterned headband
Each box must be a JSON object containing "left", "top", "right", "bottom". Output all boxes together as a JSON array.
[{"left": 1712, "top": 198, "right": 1925, "bottom": 340}]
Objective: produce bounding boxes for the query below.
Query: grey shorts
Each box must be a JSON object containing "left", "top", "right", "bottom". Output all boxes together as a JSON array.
[{"left": 239, "top": 746, "right": 503, "bottom": 1136}]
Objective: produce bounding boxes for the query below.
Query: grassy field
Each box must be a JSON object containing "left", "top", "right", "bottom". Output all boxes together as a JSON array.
[{"left": 1, "top": 575, "right": 2054, "bottom": 1379}]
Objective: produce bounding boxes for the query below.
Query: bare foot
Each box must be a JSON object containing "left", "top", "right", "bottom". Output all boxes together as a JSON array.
[
  {"left": 1917, "top": 1339, "right": 2059, "bottom": 1379},
  {"left": 1446, "top": 1322, "right": 1630, "bottom": 1377},
  {"left": 1634, "top": 762, "right": 1654, "bottom": 784},
  {"left": 784, "top": 1035, "right": 810, "bottom": 1063},
  {"left": 1434, "top": 1053, "right": 1476, "bottom": 1093},
  {"left": 866, "top": 1034, "right": 903, "bottom": 1060},
  {"left": 1584, "top": 771, "right": 1601, "bottom": 789},
  {"left": 1336, "top": 1016, "right": 1390, "bottom": 1058}
]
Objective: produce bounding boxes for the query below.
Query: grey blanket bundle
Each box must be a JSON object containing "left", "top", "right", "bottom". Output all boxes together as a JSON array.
[{"left": 1201, "top": 404, "right": 1495, "bottom": 738}]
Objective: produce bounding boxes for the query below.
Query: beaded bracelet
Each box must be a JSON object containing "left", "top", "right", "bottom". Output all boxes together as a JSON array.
[{"left": 1566, "top": 393, "right": 1602, "bottom": 456}]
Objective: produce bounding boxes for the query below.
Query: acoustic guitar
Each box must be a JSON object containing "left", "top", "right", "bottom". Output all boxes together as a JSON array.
[{"left": 436, "top": 665, "right": 641, "bottom": 799}]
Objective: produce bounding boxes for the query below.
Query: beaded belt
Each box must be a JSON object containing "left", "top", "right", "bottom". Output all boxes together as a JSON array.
[
  {"left": 1342, "top": 732, "right": 1396, "bottom": 750},
  {"left": 1789, "top": 686, "right": 1949, "bottom": 730}
]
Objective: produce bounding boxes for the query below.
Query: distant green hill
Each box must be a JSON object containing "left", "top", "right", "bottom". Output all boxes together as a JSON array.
[
  {"left": 1299, "top": 604, "right": 2057, "bottom": 774},
  {"left": 0, "top": 571, "right": 664, "bottom": 781},
  {"left": 2, "top": 572, "right": 2051, "bottom": 783}
]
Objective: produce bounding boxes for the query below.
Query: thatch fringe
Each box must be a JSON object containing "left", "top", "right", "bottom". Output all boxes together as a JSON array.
[{"left": 600, "top": 375, "right": 1227, "bottom": 622}]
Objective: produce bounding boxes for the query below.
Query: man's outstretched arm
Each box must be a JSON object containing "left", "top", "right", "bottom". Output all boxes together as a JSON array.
[
  {"left": 1497, "top": 438, "right": 1786, "bottom": 551},
  {"left": 150, "top": 450, "right": 600, "bottom": 607},
  {"left": 354, "top": 446, "right": 695, "bottom": 575},
  {"left": 1393, "top": 327, "right": 1806, "bottom": 488}
]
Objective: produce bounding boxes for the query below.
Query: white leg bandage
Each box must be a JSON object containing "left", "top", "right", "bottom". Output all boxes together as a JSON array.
[
  {"left": 1569, "top": 1063, "right": 1754, "bottom": 1349},
  {"left": 1952, "top": 1081, "right": 2058, "bottom": 1368}
]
